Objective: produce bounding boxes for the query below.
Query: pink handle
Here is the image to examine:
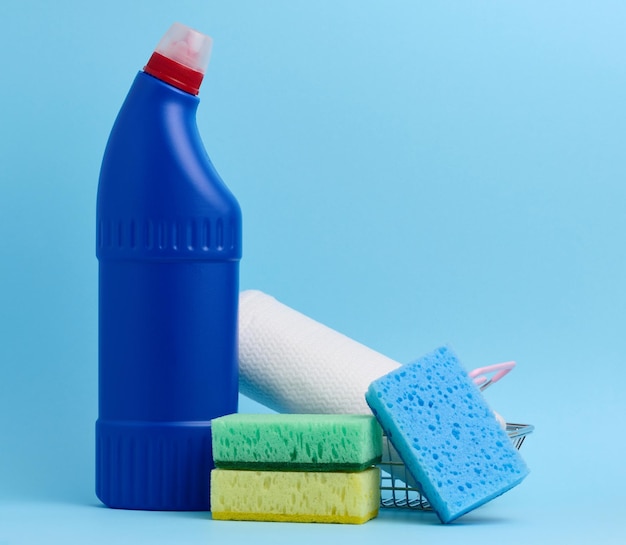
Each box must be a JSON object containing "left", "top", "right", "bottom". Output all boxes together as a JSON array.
[{"left": 469, "top": 361, "right": 516, "bottom": 391}]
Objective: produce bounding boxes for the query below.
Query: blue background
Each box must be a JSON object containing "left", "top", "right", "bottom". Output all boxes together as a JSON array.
[{"left": 1, "top": 1, "right": 624, "bottom": 543}]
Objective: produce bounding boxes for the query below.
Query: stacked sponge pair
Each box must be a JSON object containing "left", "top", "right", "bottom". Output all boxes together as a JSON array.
[{"left": 210, "top": 414, "right": 382, "bottom": 524}]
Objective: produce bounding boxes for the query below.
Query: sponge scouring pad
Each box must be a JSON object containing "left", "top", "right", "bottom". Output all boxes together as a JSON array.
[
  {"left": 212, "top": 413, "right": 382, "bottom": 471},
  {"left": 211, "top": 467, "right": 380, "bottom": 523},
  {"left": 365, "top": 346, "right": 529, "bottom": 523}
]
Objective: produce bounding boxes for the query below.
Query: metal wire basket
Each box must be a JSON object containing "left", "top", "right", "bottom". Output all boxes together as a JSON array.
[
  {"left": 379, "top": 422, "right": 534, "bottom": 509},
  {"left": 377, "top": 361, "right": 533, "bottom": 509}
]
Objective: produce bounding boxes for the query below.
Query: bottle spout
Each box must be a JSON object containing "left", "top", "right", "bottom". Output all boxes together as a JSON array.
[{"left": 144, "top": 22, "right": 213, "bottom": 95}]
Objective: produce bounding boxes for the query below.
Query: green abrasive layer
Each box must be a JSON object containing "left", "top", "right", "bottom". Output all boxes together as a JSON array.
[{"left": 211, "top": 413, "right": 382, "bottom": 471}]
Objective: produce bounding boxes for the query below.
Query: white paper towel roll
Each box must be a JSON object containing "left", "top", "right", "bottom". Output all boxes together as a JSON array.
[{"left": 238, "top": 290, "right": 401, "bottom": 414}]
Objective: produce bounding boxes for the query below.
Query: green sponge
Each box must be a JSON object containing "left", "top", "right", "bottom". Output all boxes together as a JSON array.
[
  {"left": 211, "top": 467, "right": 380, "bottom": 524},
  {"left": 211, "top": 414, "right": 382, "bottom": 471}
]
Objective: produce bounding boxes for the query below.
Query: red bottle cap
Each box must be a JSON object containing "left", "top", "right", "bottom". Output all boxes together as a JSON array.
[{"left": 144, "top": 22, "right": 213, "bottom": 95}]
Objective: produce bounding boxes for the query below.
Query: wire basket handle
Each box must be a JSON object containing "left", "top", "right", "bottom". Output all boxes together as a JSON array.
[{"left": 469, "top": 361, "right": 516, "bottom": 391}]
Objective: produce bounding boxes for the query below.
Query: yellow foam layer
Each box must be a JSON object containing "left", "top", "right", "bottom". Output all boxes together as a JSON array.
[{"left": 211, "top": 467, "right": 380, "bottom": 524}]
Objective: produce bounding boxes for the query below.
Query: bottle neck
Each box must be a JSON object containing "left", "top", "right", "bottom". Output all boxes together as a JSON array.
[{"left": 134, "top": 70, "right": 200, "bottom": 114}]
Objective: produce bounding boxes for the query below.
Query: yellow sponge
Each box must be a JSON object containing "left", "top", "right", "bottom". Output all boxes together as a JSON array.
[{"left": 211, "top": 467, "right": 380, "bottom": 524}]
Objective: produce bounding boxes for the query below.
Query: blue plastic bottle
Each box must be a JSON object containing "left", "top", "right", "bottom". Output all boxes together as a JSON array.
[{"left": 96, "top": 23, "right": 241, "bottom": 511}]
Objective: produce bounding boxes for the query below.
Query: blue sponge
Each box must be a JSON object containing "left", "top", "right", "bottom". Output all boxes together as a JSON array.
[{"left": 365, "top": 346, "right": 529, "bottom": 523}]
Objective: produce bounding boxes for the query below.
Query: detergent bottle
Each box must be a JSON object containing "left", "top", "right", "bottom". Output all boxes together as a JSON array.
[{"left": 96, "top": 23, "right": 241, "bottom": 510}]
